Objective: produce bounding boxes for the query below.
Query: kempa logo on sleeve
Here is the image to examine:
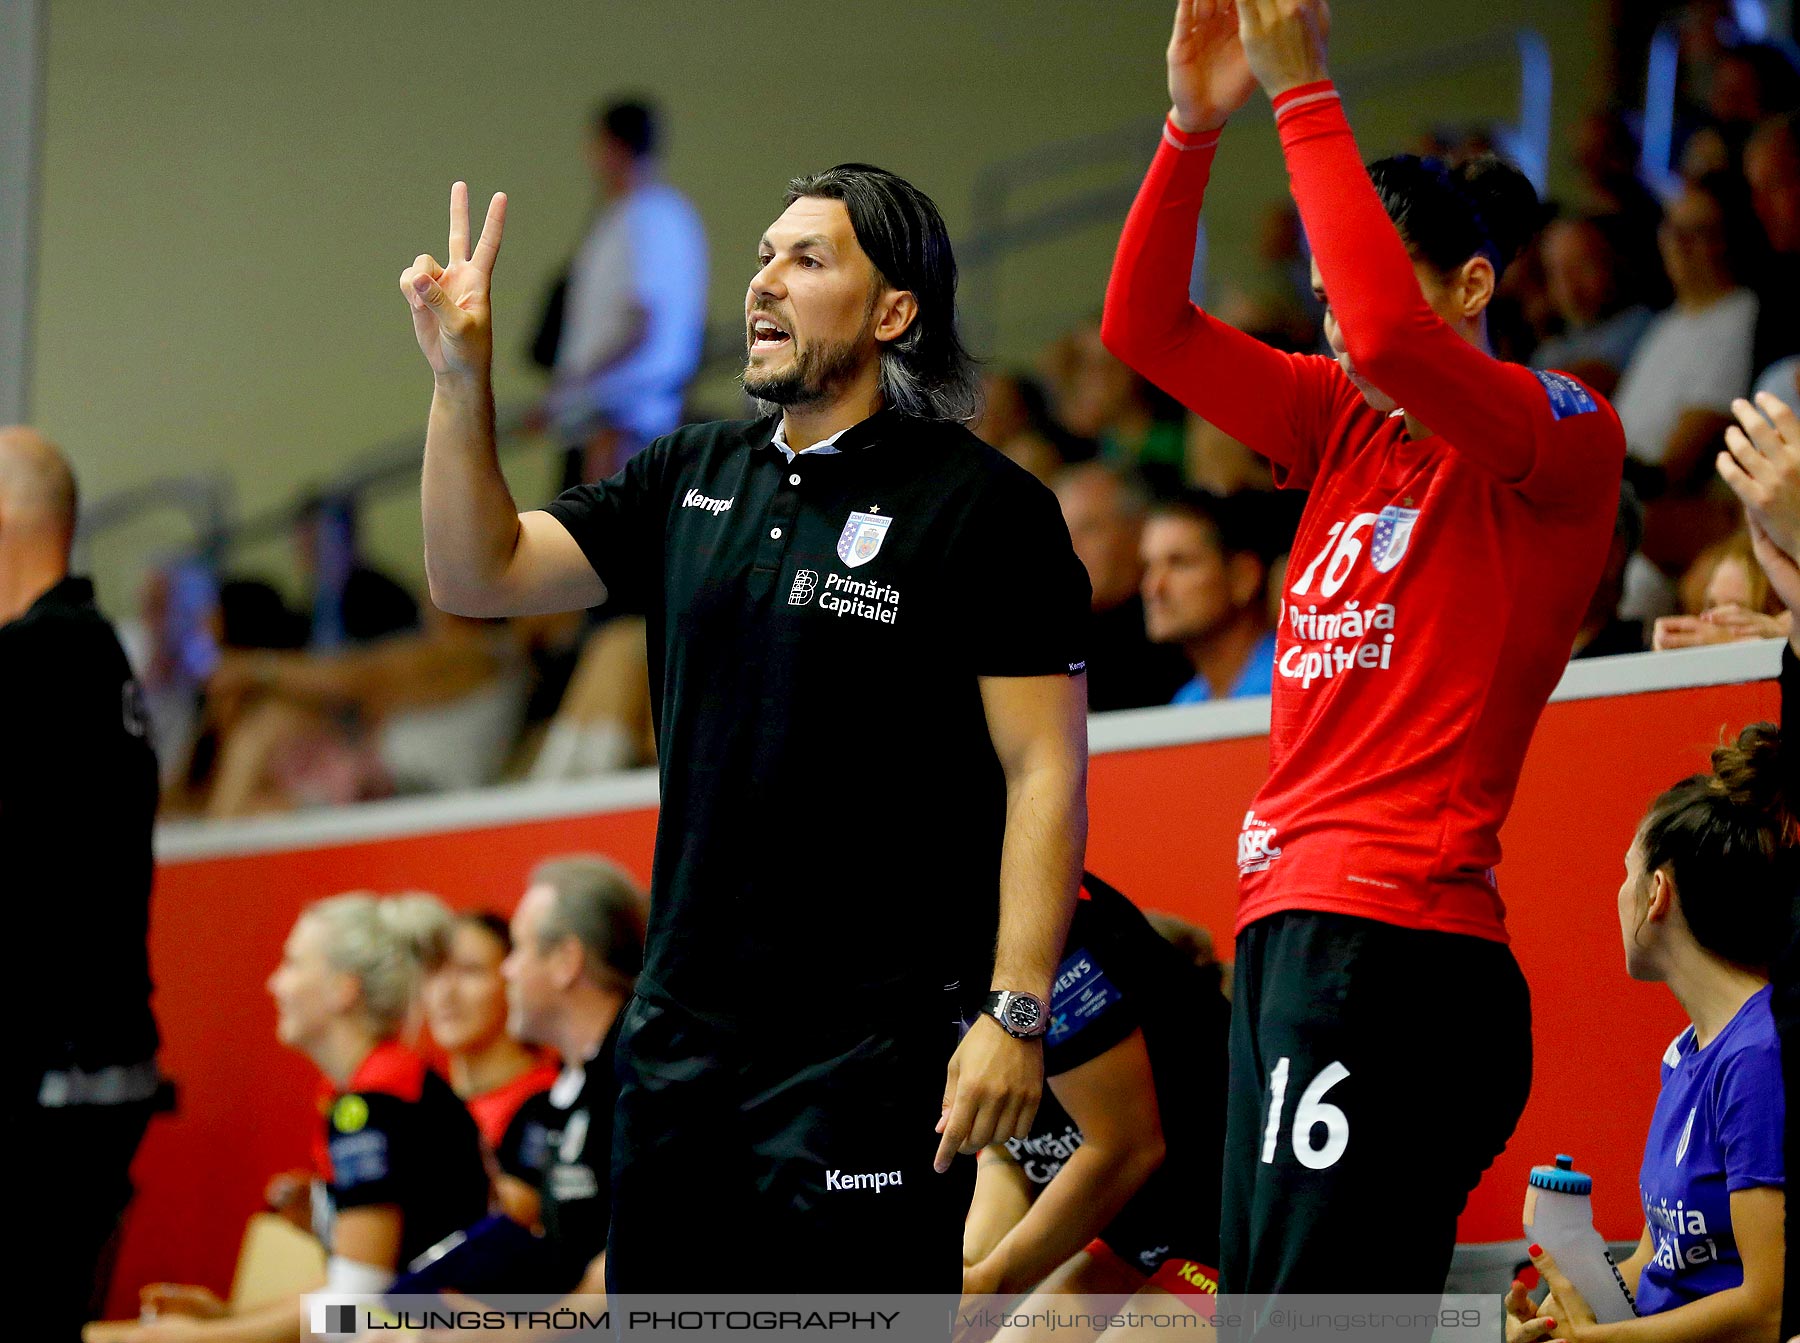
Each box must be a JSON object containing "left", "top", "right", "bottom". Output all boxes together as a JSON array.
[
  {"left": 680, "top": 487, "right": 734, "bottom": 515},
  {"left": 825, "top": 1168, "right": 903, "bottom": 1192}
]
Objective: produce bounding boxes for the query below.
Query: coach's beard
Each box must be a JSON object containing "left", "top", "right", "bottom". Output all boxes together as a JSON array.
[{"left": 743, "top": 333, "right": 867, "bottom": 414}]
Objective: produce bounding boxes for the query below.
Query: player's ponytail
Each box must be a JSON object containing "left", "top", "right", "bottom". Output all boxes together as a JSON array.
[
  {"left": 1367, "top": 153, "right": 1540, "bottom": 281},
  {"left": 1640, "top": 722, "right": 1795, "bottom": 970},
  {"left": 304, "top": 891, "right": 455, "bottom": 1038}
]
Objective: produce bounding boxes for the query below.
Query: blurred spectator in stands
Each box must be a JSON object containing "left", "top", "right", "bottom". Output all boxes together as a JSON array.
[
  {"left": 424, "top": 912, "right": 558, "bottom": 1228},
  {"left": 502, "top": 856, "right": 647, "bottom": 1293},
  {"left": 973, "top": 372, "right": 1088, "bottom": 484},
  {"left": 1572, "top": 109, "right": 1668, "bottom": 296},
  {"left": 535, "top": 97, "right": 707, "bottom": 488},
  {"left": 203, "top": 607, "right": 528, "bottom": 815},
  {"left": 1141, "top": 491, "right": 1275, "bottom": 705},
  {"left": 1052, "top": 463, "right": 1190, "bottom": 713},
  {"left": 1617, "top": 173, "right": 1765, "bottom": 493},
  {"left": 1758, "top": 353, "right": 1800, "bottom": 404},
  {"left": 529, "top": 616, "right": 655, "bottom": 780},
  {"left": 1185, "top": 416, "right": 1274, "bottom": 496},
  {"left": 1654, "top": 528, "right": 1793, "bottom": 648},
  {"left": 1706, "top": 45, "right": 1800, "bottom": 155},
  {"left": 1746, "top": 110, "right": 1800, "bottom": 374},
  {"left": 1614, "top": 173, "right": 1767, "bottom": 616},
  {"left": 1487, "top": 205, "right": 1558, "bottom": 366},
  {"left": 1532, "top": 216, "right": 1657, "bottom": 397},
  {"left": 1227, "top": 201, "right": 1324, "bottom": 352},
  {"left": 119, "top": 559, "right": 220, "bottom": 794},
  {"left": 5, "top": 429, "right": 163, "bottom": 1343},
  {"left": 1573, "top": 483, "right": 1652, "bottom": 659},
  {"left": 294, "top": 492, "right": 419, "bottom": 650},
  {"left": 1054, "top": 319, "right": 1187, "bottom": 496}
]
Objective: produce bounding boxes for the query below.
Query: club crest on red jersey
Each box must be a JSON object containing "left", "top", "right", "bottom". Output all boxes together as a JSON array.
[
  {"left": 1369, "top": 505, "right": 1420, "bottom": 574},
  {"left": 837, "top": 509, "right": 892, "bottom": 569}
]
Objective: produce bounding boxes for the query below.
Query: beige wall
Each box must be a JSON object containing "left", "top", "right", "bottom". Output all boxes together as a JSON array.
[{"left": 33, "top": 0, "right": 1609, "bottom": 611}]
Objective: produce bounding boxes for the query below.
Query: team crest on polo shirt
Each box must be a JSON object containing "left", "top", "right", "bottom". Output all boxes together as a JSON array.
[
  {"left": 836, "top": 509, "right": 892, "bottom": 569},
  {"left": 1369, "top": 504, "right": 1420, "bottom": 573}
]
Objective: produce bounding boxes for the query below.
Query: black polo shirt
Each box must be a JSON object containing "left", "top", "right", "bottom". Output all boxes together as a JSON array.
[
  {"left": 543, "top": 410, "right": 1089, "bottom": 1031},
  {"left": 3, "top": 577, "right": 159, "bottom": 1083}
]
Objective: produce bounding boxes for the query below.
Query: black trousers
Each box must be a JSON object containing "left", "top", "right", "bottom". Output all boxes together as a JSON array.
[
  {"left": 607, "top": 994, "right": 975, "bottom": 1293},
  {"left": 1220, "top": 911, "right": 1532, "bottom": 1299},
  {"left": 24, "top": 1101, "right": 155, "bottom": 1343}
]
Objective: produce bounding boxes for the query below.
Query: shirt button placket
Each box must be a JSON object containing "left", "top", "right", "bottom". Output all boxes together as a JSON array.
[{"left": 752, "top": 459, "right": 803, "bottom": 573}]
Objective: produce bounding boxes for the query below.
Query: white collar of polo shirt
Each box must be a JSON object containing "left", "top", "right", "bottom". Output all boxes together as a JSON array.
[{"left": 770, "top": 421, "right": 854, "bottom": 463}]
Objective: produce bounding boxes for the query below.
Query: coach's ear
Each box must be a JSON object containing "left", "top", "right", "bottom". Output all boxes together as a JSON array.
[{"left": 873, "top": 289, "right": 919, "bottom": 348}]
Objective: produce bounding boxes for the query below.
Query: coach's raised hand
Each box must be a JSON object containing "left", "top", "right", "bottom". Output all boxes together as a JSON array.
[
  {"left": 1167, "top": 0, "right": 1258, "bottom": 134},
  {"left": 1237, "top": 0, "right": 1332, "bottom": 101},
  {"left": 400, "top": 181, "right": 508, "bottom": 379}
]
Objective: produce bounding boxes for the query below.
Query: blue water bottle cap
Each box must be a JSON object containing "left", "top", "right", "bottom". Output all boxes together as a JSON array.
[{"left": 1529, "top": 1154, "right": 1593, "bottom": 1194}]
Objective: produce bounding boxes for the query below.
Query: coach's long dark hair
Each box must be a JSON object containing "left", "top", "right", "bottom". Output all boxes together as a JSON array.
[
  {"left": 1367, "top": 153, "right": 1541, "bottom": 281},
  {"left": 784, "top": 163, "right": 980, "bottom": 424},
  {"left": 1639, "top": 722, "right": 1795, "bottom": 970}
]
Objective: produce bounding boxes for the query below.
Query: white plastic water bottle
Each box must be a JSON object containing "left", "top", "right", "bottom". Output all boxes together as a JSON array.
[{"left": 1523, "top": 1155, "right": 1639, "bottom": 1324}]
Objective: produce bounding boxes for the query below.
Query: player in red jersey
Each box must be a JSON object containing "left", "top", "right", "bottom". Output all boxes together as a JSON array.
[{"left": 1103, "top": 0, "right": 1626, "bottom": 1295}]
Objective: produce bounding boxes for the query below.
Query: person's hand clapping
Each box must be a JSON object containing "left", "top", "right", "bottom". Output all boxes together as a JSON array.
[
  {"left": 1719, "top": 393, "right": 1800, "bottom": 559},
  {"left": 1167, "top": 0, "right": 1259, "bottom": 134},
  {"left": 1719, "top": 392, "right": 1800, "bottom": 654},
  {"left": 1653, "top": 605, "right": 1793, "bottom": 650},
  {"left": 1236, "top": 0, "right": 1332, "bottom": 102},
  {"left": 399, "top": 181, "right": 507, "bottom": 381}
]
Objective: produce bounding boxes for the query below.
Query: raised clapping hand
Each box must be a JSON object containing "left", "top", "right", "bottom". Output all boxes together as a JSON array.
[
  {"left": 1720, "top": 393, "right": 1800, "bottom": 560},
  {"left": 399, "top": 181, "right": 508, "bottom": 379},
  {"left": 1720, "top": 393, "right": 1800, "bottom": 654},
  {"left": 1167, "top": 0, "right": 1259, "bottom": 134},
  {"left": 1235, "top": 0, "right": 1333, "bottom": 103}
]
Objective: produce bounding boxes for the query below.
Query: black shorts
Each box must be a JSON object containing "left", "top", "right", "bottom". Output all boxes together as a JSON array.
[
  {"left": 1220, "top": 910, "right": 1532, "bottom": 1299},
  {"left": 607, "top": 993, "right": 975, "bottom": 1293}
]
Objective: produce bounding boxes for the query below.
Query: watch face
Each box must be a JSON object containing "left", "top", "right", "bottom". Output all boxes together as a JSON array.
[{"left": 1004, "top": 995, "right": 1043, "bottom": 1033}]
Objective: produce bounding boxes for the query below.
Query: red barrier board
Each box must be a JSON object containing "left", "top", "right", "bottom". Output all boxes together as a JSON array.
[{"left": 111, "top": 646, "right": 1782, "bottom": 1308}]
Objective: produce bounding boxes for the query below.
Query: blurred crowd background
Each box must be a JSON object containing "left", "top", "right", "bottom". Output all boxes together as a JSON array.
[{"left": 24, "top": 0, "right": 1800, "bottom": 820}]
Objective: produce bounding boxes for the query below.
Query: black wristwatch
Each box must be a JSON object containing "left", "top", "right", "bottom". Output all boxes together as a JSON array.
[{"left": 980, "top": 990, "right": 1050, "bottom": 1039}]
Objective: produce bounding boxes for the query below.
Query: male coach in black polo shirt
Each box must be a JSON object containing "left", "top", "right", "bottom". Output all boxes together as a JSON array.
[
  {"left": 3, "top": 428, "right": 161, "bottom": 1340},
  {"left": 399, "top": 170, "right": 1090, "bottom": 1291}
]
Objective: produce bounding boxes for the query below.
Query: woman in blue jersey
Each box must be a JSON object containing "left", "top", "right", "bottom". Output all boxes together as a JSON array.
[{"left": 1508, "top": 391, "right": 1797, "bottom": 1343}]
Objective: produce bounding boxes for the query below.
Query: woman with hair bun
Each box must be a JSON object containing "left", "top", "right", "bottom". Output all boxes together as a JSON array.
[
  {"left": 1103, "top": 0, "right": 1625, "bottom": 1295},
  {"left": 1507, "top": 396, "right": 1795, "bottom": 1343},
  {"left": 100, "top": 893, "right": 491, "bottom": 1343}
]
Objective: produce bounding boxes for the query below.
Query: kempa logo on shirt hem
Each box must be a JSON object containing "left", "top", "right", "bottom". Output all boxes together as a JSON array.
[{"left": 825, "top": 1168, "right": 903, "bottom": 1192}]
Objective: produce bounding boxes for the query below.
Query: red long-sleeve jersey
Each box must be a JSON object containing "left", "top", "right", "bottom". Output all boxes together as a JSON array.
[{"left": 1102, "top": 85, "right": 1625, "bottom": 942}]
